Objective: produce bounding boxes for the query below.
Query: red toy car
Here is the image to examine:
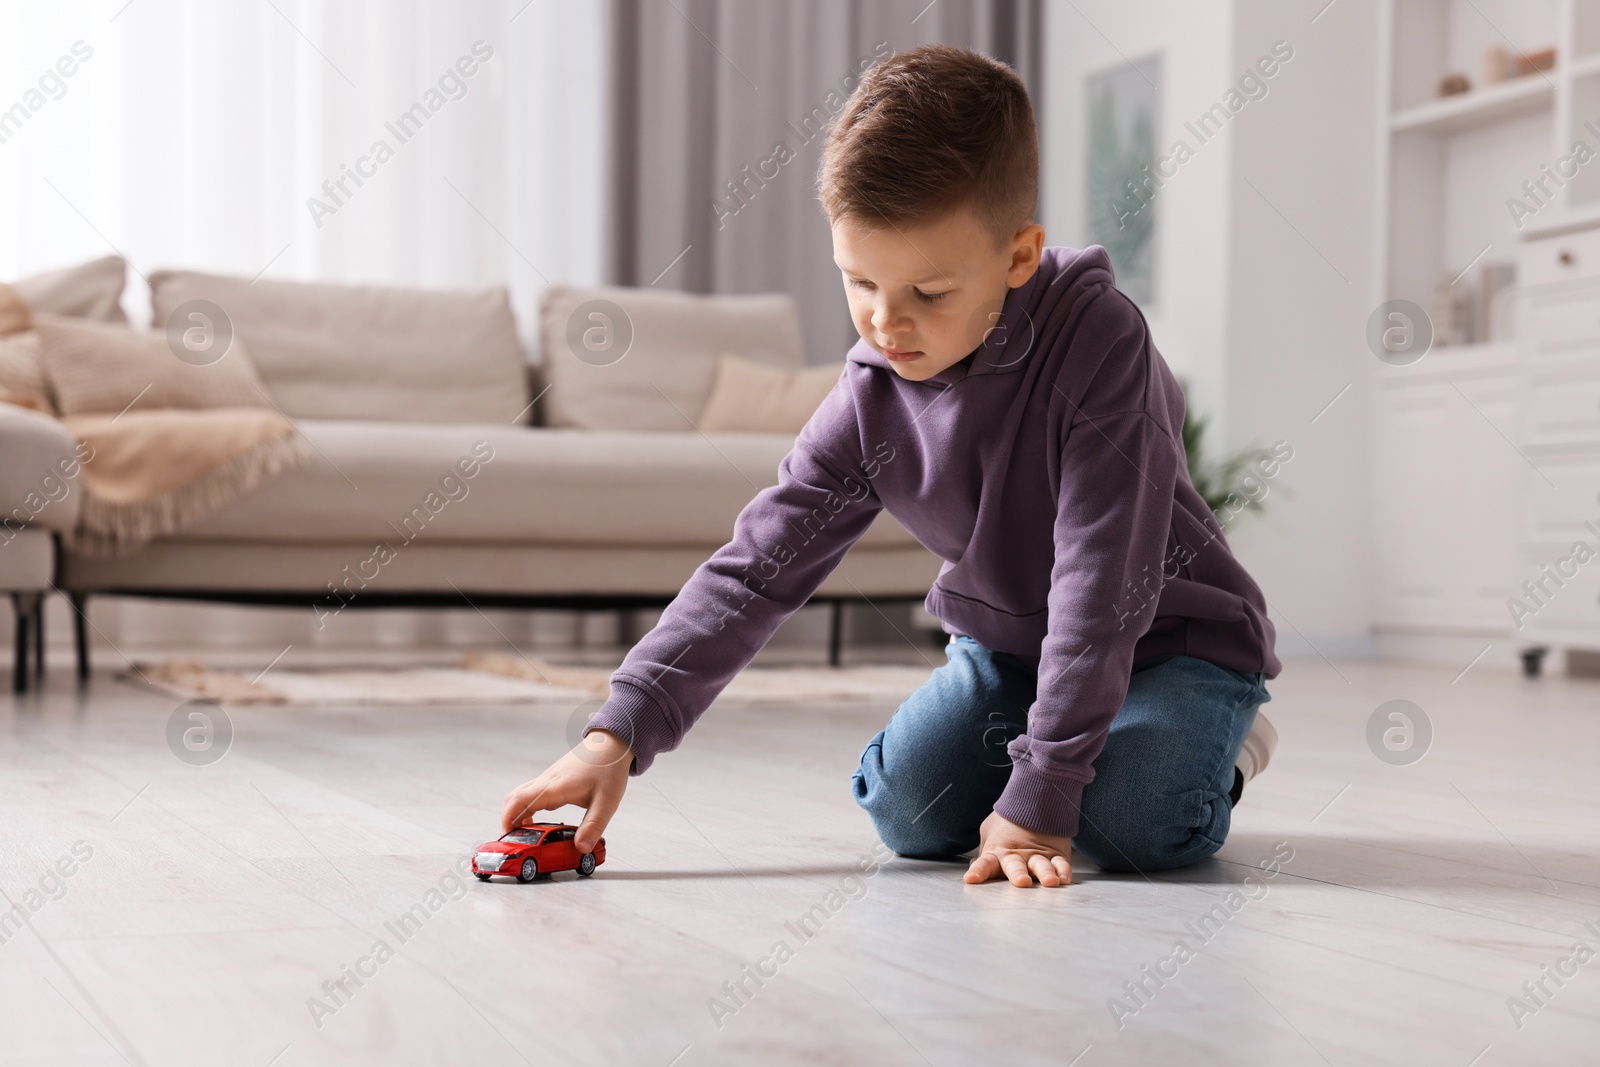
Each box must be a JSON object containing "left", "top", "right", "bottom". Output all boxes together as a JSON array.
[{"left": 472, "top": 823, "right": 605, "bottom": 883}]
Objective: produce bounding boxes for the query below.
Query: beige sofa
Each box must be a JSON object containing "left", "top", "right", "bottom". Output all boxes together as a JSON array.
[
  {"left": 41, "top": 262, "right": 942, "bottom": 680},
  {"left": 1, "top": 257, "right": 116, "bottom": 690}
]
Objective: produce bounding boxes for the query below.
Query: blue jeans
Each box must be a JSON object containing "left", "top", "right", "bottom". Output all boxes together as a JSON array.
[{"left": 852, "top": 635, "right": 1272, "bottom": 872}]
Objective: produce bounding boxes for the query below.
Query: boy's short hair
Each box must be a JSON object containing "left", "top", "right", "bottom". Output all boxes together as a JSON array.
[{"left": 818, "top": 44, "right": 1038, "bottom": 248}]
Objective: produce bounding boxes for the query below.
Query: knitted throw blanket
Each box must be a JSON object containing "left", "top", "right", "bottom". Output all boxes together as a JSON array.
[{"left": 61, "top": 408, "right": 312, "bottom": 556}]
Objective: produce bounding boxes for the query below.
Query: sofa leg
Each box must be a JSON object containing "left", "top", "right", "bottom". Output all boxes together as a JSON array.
[
  {"left": 827, "top": 600, "right": 843, "bottom": 668},
  {"left": 11, "top": 591, "right": 31, "bottom": 694},
  {"left": 33, "top": 598, "right": 45, "bottom": 681},
  {"left": 70, "top": 591, "right": 90, "bottom": 685},
  {"left": 13, "top": 591, "right": 44, "bottom": 694},
  {"left": 33, "top": 594, "right": 45, "bottom": 683}
]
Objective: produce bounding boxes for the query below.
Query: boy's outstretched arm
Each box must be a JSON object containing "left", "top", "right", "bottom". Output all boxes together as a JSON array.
[
  {"left": 497, "top": 370, "right": 885, "bottom": 853},
  {"left": 501, "top": 728, "right": 634, "bottom": 854}
]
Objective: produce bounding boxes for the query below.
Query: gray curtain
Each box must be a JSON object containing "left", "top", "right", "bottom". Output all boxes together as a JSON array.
[{"left": 605, "top": 0, "right": 1045, "bottom": 365}]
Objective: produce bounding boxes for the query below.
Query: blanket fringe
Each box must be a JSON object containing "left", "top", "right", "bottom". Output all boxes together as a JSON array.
[{"left": 68, "top": 430, "right": 316, "bottom": 557}]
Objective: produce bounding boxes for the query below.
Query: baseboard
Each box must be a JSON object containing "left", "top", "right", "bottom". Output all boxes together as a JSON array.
[
  {"left": 1371, "top": 629, "right": 1521, "bottom": 671},
  {"left": 1273, "top": 630, "right": 1377, "bottom": 662}
]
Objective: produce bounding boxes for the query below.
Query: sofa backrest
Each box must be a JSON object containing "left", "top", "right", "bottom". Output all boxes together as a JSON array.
[
  {"left": 148, "top": 270, "right": 527, "bottom": 424},
  {"left": 538, "top": 284, "right": 803, "bottom": 431}
]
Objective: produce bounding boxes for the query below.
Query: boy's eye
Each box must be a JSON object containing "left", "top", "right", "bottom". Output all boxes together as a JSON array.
[{"left": 845, "top": 277, "right": 948, "bottom": 303}]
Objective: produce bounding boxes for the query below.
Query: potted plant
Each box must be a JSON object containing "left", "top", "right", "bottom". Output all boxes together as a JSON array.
[{"left": 1177, "top": 376, "right": 1290, "bottom": 521}]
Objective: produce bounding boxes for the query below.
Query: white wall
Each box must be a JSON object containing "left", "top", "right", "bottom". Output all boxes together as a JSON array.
[
  {"left": 1042, "top": 0, "right": 1384, "bottom": 661},
  {"left": 1223, "top": 0, "right": 1382, "bottom": 660}
]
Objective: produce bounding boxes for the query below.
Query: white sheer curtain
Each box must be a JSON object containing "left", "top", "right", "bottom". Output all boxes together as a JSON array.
[
  {"left": 0, "top": 0, "right": 608, "bottom": 340},
  {"left": 1, "top": 0, "right": 611, "bottom": 658}
]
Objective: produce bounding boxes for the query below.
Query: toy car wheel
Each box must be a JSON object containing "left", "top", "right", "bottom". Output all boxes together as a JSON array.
[
  {"left": 517, "top": 857, "right": 539, "bottom": 883},
  {"left": 578, "top": 853, "right": 597, "bottom": 877},
  {"left": 475, "top": 872, "right": 490, "bottom": 881}
]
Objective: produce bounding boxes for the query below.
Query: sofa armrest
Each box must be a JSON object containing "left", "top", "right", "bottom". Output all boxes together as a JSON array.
[{"left": 0, "top": 403, "right": 82, "bottom": 533}]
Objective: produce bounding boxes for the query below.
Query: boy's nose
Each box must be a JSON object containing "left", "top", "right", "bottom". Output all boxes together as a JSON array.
[{"left": 871, "top": 304, "right": 908, "bottom": 333}]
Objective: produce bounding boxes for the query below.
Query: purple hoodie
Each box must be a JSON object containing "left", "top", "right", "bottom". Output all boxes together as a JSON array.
[{"left": 584, "top": 245, "right": 1282, "bottom": 838}]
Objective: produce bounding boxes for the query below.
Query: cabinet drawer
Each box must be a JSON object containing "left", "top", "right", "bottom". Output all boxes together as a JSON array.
[
  {"left": 1523, "top": 455, "right": 1600, "bottom": 543},
  {"left": 1527, "top": 293, "right": 1600, "bottom": 350},
  {"left": 1525, "top": 368, "right": 1600, "bottom": 447},
  {"left": 1518, "top": 545, "right": 1600, "bottom": 634},
  {"left": 1521, "top": 227, "right": 1600, "bottom": 289}
]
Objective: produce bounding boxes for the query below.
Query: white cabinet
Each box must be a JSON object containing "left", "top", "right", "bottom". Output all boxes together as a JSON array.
[
  {"left": 1373, "top": 357, "right": 1522, "bottom": 636},
  {"left": 1515, "top": 225, "right": 1600, "bottom": 662}
]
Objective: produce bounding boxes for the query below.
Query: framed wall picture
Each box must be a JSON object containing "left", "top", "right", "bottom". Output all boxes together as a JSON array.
[{"left": 1086, "top": 53, "right": 1162, "bottom": 308}]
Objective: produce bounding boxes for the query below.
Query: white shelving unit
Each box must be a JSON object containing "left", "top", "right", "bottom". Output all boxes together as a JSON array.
[
  {"left": 1370, "top": 0, "right": 1600, "bottom": 671},
  {"left": 1388, "top": 74, "right": 1552, "bottom": 135}
]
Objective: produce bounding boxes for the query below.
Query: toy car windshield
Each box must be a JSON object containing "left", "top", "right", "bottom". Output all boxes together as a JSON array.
[{"left": 502, "top": 830, "right": 544, "bottom": 844}]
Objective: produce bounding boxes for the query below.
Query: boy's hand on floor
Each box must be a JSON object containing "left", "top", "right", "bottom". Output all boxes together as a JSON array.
[
  {"left": 500, "top": 728, "right": 634, "bottom": 854},
  {"left": 964, "top": 810, "right": 1074, "bottom": 887}
]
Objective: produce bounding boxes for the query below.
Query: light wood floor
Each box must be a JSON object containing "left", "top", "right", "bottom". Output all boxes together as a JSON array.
[{"left": 2, "top": 651, "right": 1597, "bottom": 1066}]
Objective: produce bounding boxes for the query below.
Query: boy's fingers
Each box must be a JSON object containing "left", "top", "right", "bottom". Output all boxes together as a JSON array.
[
  {"left": 501, "top": 780, "right": 556, "bottom": 832},
  {"left": 998, "top": 851, "right": 1033, "bottom": 887},
  {"left": 575, "top": 786, "right": 621, "bottom": 853},
  {"left": 1027, "top": 853, "right": 1059, "bottom": 886},
  {"left": 963, "top": 852, "right": 1000, "bottom": 884},
  {"left": 965, "top": 846, "right": 1073, "bottom": 888}
]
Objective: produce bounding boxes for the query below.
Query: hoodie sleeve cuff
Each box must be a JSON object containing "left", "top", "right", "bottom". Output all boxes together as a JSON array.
[
  {"left": 581, "top": 679, "right": 676, "bottom": 775},
  {"left": 992, "top": 760, "right": 1092, "bottom": 839}
]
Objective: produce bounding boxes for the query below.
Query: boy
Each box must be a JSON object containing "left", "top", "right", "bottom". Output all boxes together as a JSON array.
[{"left": 502, "top": 45, "right": 1280, "bottom": 888}]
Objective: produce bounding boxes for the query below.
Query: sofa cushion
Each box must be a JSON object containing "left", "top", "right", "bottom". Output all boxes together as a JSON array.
[
  {"left": 34, "top": 315, "right": 273, "bottom": 416},
  {"left": 11, "top": 255, "right": 127, "bottom": 323},
  {"left": 0, "top": 282, "right": 30, "bottom": 335},
  {"left": 538, "top": 285, "right": 804, "bottom": 431},
  {"left": 0, "top": 331, "right": 52, "bottom": 413},
  {"left": 696, "top": 353, "right": 845, "bottom": 433},
  {"left": 148, "top": 270, "right": 528, "bottom": 424},
  {"left": 175, "top": 420, "right": 919, "bottom": 549}
]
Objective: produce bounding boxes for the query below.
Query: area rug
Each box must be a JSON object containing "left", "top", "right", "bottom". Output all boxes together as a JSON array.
[{"left": 125, "top": 652, "right": 938, "bottom": 708}]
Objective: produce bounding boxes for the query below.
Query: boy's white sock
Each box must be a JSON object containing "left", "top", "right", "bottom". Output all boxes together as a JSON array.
[{"left": 1231, "top": 711, "right": 1277, "bottom": 803}]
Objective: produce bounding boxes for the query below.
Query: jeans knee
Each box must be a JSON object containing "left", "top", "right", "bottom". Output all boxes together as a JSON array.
[
  {"left": 853, "top": 739, "right": 976, "bottom": 859},
  {"left": 1075, "top": 825, "right": 1220, "bottom": 873},
  {"left": 1073, "top": 789, "right": 1230, "bottom": 873},
  {"left": 866, "top": 802, "right": 975, "bottom": 859}
]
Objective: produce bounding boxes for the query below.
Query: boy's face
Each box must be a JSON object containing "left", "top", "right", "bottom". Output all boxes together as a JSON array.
[{"left": 831, "top": 205, "right": 1044, "bottom": 382}]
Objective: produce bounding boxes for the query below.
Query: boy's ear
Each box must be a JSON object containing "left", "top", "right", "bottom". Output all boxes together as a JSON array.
[{"left": 1006, "top": 223, "right": 1045, "bottom": 287}]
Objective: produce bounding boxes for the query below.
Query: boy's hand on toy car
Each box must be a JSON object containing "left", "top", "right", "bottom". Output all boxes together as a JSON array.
[
  {"left": 501, "top": 728, "right": 633, "bottom": 854},
  {"left": 963, "top": 810, "right": 1074, "bottom": 887}
]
